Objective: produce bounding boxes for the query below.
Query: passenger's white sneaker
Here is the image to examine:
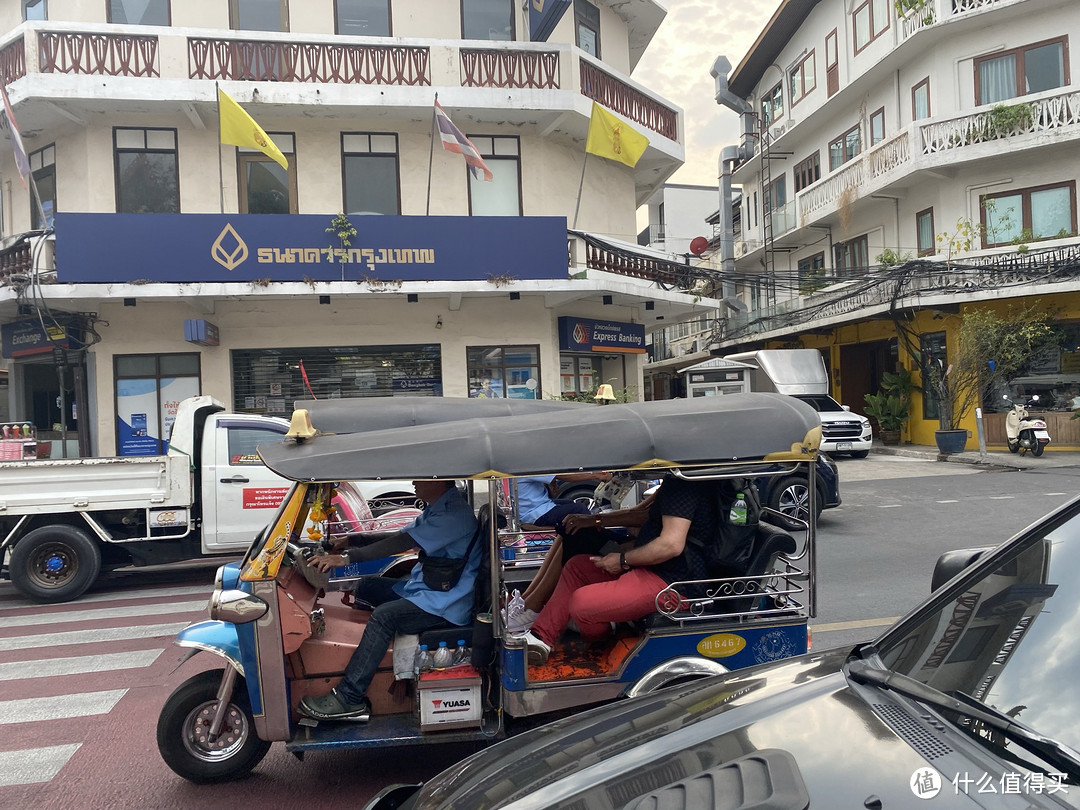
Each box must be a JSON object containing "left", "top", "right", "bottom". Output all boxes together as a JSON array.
[
  {"left": 506, "top": 608, "right": 539, "bottom": 637},
  {"left": 521, "top": 631, "right": 551, "bottom": 665}
]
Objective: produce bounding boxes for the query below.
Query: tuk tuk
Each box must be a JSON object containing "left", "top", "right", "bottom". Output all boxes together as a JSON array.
[{"left": 156, "top": 393, "right": 822, "bottom": 783}]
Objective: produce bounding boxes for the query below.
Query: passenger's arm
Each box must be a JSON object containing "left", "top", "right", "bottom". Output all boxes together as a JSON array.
[
  {"left": 562, "top": 492, "right": 657, "bottom": 535},
  {"left": 592, "top": 515, "right": 690, "bottom": 575}
]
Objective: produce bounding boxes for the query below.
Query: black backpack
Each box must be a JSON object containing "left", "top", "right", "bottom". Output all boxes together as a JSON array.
[{"left": 689, "top": 478, "right": 761, "bottom": 577}]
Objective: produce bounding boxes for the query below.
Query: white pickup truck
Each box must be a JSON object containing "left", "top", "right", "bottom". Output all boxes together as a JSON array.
[{"left": 0, "top": 396, "right": 415, "bottom": 603}]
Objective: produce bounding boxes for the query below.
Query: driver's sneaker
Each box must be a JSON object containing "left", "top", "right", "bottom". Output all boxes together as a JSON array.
[
  {"left": 298, "top": 688, "right": 371, "bottom": 722},
  {"left": 521, "top": 631, "right": 551, "bottom": 665}
]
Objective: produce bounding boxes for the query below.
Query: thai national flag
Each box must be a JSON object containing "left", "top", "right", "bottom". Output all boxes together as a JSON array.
[
  {"left": 434, "top": 100, "right": 493, "bottom": 181},
  {"left": 0, "top": 84, "right": 29, "bottom": 189}
]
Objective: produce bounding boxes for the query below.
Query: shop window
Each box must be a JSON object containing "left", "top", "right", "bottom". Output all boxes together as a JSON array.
[
  {"left": 828, "top": 124, "right": 860, "bottom": 170},
  {"left": 975, "top": 37, "right": 1067, "bottom": 106},
  {"left": 467, "top": 135, "right": 520, "bottom": 216},
  {"left": 825, "top": 29, "right": 838, "bottom": 97},
  {"left": 23, "top": 0, "right": 45, "bottom": 20},
  {"left": 468, "top": 345, "right": 540, "bottom": 399},
  {"left": 789, "top": 50, "right": 816, "bottom": 106},
  {"left": 114, "top": 353, "right": 201, "bottom": 456},
  {"left": 853, "top": 0, "right": 889, "bottom": 54},
  {"left": 114, "top": 128, "right": 179, "bottom": 214},
  {"left": 833, "top": 234, "right": 868, "bottom": 277},
  {"left": 798, "top": 253, "right": 826, "bottom": 294},
  {"left": 232, "top": 345, "right": 443, "bottom": 416},
  {"left": 342, "top": 133, "right": 400, "bottom": 215},
  {"left": 336, "top": 0, "right": 390, "bottom": 36},
  {"left": 575, "top": 0, "right": 600, "bottom": 57},
  {"left": 920, "top": 331, "right": 946, "bottom": 423},
  {"left": 916, "top": 207, "right": 935, "bottom": 256},
  {"left": 761, "top": 83, "right": 783, "bottom": 131},
  {"left": 559, "top": 355, "right": 596, "bottom": 397},
  {"left": 238, "top": 133, "right": 296, "bottom": 214},
  {"left": 462, "top": 0, "right": 512, "bottom": 41},
  {"left": 980, "top": 181, "right": 1077, "bottom": 247},
  {"left": 230, "top": 0, "right": 289, "bottom": 31},
  {"left": 912, "top": 77, "right": 930, "bottom": 121},
  {"left": 29, "top": 144, "right": 55, "bottom": 229},
  {"left": 108, "top": 0, "right": 169, "bottom": 24},
  {"left": 793, "top": 152, "right": 820, "bottom": 193},
  {"left": 870, "top": 107, "right": 885, "bottom": 146}
]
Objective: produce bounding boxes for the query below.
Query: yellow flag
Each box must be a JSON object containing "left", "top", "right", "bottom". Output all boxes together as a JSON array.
[
  {"left": 585, "top": 102, "right": 649, "bottom": 168},
  {"left": 218, "top": 87, "right": 287, "bottom": 169}
]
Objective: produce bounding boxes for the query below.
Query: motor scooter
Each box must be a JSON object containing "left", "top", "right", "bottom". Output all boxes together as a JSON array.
[{"left": 1004, "top": 394, "right": 1051, "bottom": 456}]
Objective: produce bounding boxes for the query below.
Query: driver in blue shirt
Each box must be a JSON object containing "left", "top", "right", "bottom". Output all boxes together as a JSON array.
[{"left": 299, "top": 479, "right": 479, "bottom": 722}]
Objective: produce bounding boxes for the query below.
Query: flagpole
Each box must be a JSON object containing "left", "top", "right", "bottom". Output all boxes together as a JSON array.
[
  {"left": 572, "top": 151, "right": 589, "bottom": 229},
  {"left": 425, "top": 93, "right": 438, "bottom": 216},
  {"left": 216, "top": 82, "right": 225, "bottom": 215}
]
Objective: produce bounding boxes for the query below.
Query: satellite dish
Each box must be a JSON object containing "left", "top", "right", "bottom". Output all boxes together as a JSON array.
[{"left": 689, "top": 236, "right": 709, "bottom": 255}]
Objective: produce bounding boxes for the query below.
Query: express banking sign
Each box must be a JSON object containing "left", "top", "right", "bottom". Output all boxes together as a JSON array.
[{"left": 558, "top": 316, "right": 645, "bottom": 354}]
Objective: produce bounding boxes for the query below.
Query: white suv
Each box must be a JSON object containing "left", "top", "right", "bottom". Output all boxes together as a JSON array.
[{"left": 791, "top": 393, "right": 873, "bottom": 458}]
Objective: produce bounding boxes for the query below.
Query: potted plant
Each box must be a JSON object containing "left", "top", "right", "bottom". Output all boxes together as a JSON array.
[{"left": 863, "top": 392, "right": 907, "bottom": 445}]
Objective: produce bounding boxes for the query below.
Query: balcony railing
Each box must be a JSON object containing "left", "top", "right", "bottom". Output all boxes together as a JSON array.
[
  {"left": 584, "top": 240, "right": 689, "bottom": 288},
  {"left": 921, "top": 90, "right": 1080, "bottom": 154},
  {"left": 460, "top": 48, "right": 558, "bottom": 89},
  {"left": 39, "top": 30, "right": 158, "bottom": 77},
  {"left": 580, "top": 60, "right": 677, "bottom": 142},
  {"left": 901, "top": 0, "right": 1014, "bottom": 40},
  {"left": 189, "top": 38, "right": 429, "bottom": 85},
  {"left": 0, "top": 36, "right": 25, "bottom": 87}
]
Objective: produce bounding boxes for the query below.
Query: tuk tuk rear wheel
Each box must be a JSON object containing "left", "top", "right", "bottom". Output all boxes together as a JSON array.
[{"left": 157, "top": 669, "right": 270, "bottom": 783}]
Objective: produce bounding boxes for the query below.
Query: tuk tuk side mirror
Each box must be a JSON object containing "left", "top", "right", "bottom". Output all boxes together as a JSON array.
[{"left": 930, "top": 547, "right": 992, "bottom": 592}]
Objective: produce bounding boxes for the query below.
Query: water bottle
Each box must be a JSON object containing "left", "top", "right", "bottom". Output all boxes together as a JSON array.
[
  {"left": 730, "top": 492, "right": 748, "bottom": 525},
  {"left": 433, "top": 641, "right": 453, "bottom": 669},
  {"left": 413, "top": 644, "right": 432, "bottom": 677},
  {"left": 454, "top": 639, "right": 469, "bottom": 666}
]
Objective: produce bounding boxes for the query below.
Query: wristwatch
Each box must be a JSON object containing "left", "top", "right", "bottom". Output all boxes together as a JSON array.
[{"left": 619, "top": 552, "right": 631, "bottom": 571}]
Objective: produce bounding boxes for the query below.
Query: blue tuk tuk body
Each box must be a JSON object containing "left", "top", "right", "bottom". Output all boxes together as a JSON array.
[{"left": 157, "top": 394, "right": 821, "bottom": 781}]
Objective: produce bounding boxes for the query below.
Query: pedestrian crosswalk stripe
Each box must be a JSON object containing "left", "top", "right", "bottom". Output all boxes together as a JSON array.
[
  {"left": 0, "top": 622, "right": 190, "bottom": 652},
  {"left": 0, "top": 650, "right": 162, "bottom": 682},
  {"left": 0, "top": 690, "right": 126, "bottom": 725},
  {"left": 0, "top": 584, "right": 211, "bottom": 613},
  {"left": 0, "top": 600, "right": 206, "bottom": 629},
  {"left": 0, "top": 744, "right": 81, "bottom": 787}
]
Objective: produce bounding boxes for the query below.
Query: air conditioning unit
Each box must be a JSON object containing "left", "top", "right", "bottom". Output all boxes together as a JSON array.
[{"left": 771, "top": 124, "right": 786, "bottom": 139}]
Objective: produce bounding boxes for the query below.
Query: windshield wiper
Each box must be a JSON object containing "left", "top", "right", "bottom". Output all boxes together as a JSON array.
[{"left": 846, "top": 659, "right": 1080, "bottom": 781}]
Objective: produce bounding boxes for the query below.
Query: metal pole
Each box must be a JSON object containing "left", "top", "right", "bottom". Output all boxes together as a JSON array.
[{"left": 975, "top": 406, "right": 987, "bottom": 457}]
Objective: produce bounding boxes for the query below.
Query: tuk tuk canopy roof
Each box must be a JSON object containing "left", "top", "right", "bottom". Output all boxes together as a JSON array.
[{"left": 259, "top": 393, "right": 821, "bottom": 482}]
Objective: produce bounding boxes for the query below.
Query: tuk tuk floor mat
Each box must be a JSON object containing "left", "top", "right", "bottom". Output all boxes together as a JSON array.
[{"left": 529, "top": 634, "right": 639, "bottom": 682}]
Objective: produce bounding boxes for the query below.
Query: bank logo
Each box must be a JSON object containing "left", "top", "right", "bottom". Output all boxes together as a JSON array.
[
  {"left": 911, "top": 768, "right": 942, "bottom": 799},
  {"left": 572, "top": 322, "right": 589, "bottom": 344},
  {"left": 211, "top": 223, "right": 249, "bottom": 271}
]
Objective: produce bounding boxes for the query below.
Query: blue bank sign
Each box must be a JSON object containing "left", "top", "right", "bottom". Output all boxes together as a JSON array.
[
  {"left": 54, "top": 213, "right": 568, "bottom": 284},
  {"left": 558, "top": 316, "right": 645, "bottom": 354}
]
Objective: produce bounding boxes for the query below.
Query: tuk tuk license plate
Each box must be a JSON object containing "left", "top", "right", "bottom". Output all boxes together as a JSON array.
[{"left": 837, "top": 442, "right": 852, "bottom": 451}]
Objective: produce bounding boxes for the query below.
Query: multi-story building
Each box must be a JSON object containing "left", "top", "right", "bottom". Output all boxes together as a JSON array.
[
  {"left": 706, "top": 0, "right": 1080, "bottom": 450},
  {"left": 0, "top": 0, "right": 707, "bottom": 457}
]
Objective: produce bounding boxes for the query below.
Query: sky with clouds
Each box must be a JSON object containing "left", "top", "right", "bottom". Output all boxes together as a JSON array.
[{"left": 632, "top": 0, "right": 777, "bottom": 188}]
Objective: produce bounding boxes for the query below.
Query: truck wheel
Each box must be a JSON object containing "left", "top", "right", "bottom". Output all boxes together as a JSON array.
[
  {"left": 769, "top": 476, "right": 822, "bottom": 530},
  {"left": 157, "top": 670, "right": 270, "bottom": 784},
  {"left": 9, "top": 525, "right": 102, "bottom": 603}
]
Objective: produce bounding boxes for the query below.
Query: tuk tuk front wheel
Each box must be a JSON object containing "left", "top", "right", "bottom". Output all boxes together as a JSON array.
[{"left": 157, "top": 669, "right": 270, "bottom": 783}]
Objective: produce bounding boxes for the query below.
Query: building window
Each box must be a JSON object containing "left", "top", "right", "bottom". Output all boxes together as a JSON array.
[
  {"left": 462, "top": 0, "right": 512, "bottom": 41},
  {"left": 22, "top": 0, "right": 45, "bottom": 20},
  {"left": 114, "top": 128, "right": 179, "bottom": 214},
  {"left": 468, "top": 346, "right": 540, "bottom": 399},
  {"left": 230, "top": 0, "right": 289, "bottom": 31},
  {"left": 108, "top": 0, "right": 169, "bottom": 24},
  {"left": 980, "top": 181, "right": 1077, "bottom": 247},
  {"left": 238, "top": 133, "right": 296, "bottom": 214},
  {"left": 793, "top": 152, "right": 820, "bottom": 193},
  {"left": 342, "top": 133, "right": 399, "bottom": 215},
  {"left": 29, "top": 144, "right": 55, "bottom": 229},
  {"left": 575, "top": 0, "right": 600, "bottom": 57},
  {"left": 115, "top": 353, "right": 201, "bottom": 456},
  {"left": 828, "top": 124, "right": 860, "bottom": 170},
  {"left": 833, "top": 234, "right": 868, "bottom": 276},
  {"left": 336, "top": 0, "right": 390, "bottom": 35},
  {"left": 764, "top": 176, "right": 786, "bottom": 214},
  {"left": 789, "top": 50, "right": 816, "bottom": 106},
  {"left": 826, "top": 29, "right": 839, "bottom": 96},
  {"left": 761, "top": 83, "right": 783, "bottom": 131},
  {"left": 920, "top": 331, "right": 946, "bottom": 423},
  {"left": 912, "top": 77, "right": 931, "bottom": 120},
  {"left": 467, "top": 135, "right": 520, "bottom": 216},
  {"left": 869, "top": 107, "right": 885, "bottom": 145},
  {"left": 975, "top": 37, "right": 1067, "bottom": 106},
  {"left": 798, "top": 252, "right": 826, "bottom": 294},
  {"left": 916, "top": 207, "right": 935, "bottom": 256},
  {"left": 853, "top": 0, "right": 889, "bottom": 53}
]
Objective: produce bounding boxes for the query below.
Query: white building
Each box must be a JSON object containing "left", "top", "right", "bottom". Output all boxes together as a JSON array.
[{"left": 0, "top": 0, "right": 709, "bottom": 457}]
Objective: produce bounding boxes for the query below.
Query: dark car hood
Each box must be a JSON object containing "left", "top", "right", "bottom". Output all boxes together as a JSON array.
[{"left": 412, "top": 648, "right": 990, "bottom": 810}]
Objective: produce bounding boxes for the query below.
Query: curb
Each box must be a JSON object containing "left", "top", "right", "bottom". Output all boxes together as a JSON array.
[{"left": 870, "top": 443, "right": 1070, "bottom": 470}]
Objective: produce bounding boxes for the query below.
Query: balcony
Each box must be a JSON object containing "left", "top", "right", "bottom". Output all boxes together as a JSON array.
[{"left": 899, "top": 0, "right": 1024, "bottom": 40}]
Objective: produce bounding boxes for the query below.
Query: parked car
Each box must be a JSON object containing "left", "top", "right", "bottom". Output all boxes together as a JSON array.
[
  {"left": 367, "top": 494, "right": 1080, "bottom": 810},
  {"left": 556, "top": 452, "right": 840, "bottom": 529},
  {"left": 791, "top": 393, "right": 873, "bottom": 458}
]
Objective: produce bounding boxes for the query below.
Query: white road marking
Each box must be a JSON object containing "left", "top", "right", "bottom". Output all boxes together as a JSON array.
[
  {"left": 988, "top": 496, "right": 1014, "bottom": 500},
  {"left": 878, "top": 504, "right": 902, "bottom": 508},
  {"left": 0, "top": 584, "right": 211, "bottom": 613},
  {"left": 0, "top": 622, "right": 189, "bottom": 652},
  {"left": 0, "top": 649, "right": 162, "bottom": 682},
  {"left": 0, "top": 690, "right": 126, "bottom": 725},
  {"left": 936, "top": 499, "right": 960, "bottom": 503},
  {"left": 0, "top": 744, "right": 81, "bottom": 787},
  {"left": 0, "top": 600, "right": 206, "bottom": 629},
  {"left": 813, "top": 616, "right": 901, "bottom": 632}
]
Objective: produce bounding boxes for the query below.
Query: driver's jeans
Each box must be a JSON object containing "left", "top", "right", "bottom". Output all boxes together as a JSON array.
[{"left": 336, "top": 577, "right": 449, "bottom": 705}]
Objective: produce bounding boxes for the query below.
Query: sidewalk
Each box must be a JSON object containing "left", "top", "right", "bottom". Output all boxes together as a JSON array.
[{"left": 871, "top": 441, "right": 1080, "bottom": 470}]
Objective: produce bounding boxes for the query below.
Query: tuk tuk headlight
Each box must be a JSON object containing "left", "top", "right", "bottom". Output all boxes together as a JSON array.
[{"left": 209, "top": 589, "right": 268, "bottom": 624}]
